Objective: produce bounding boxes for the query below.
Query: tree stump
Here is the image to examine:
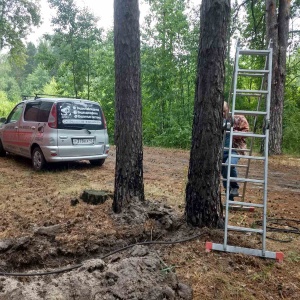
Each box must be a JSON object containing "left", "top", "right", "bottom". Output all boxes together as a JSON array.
[{"left": 81, "top": 190, "right": 109, "bottom": 205}]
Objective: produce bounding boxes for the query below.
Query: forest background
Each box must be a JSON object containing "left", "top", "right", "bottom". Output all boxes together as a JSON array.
[{"left": 0, "top": 0, "right": 300, "bottom": 154}]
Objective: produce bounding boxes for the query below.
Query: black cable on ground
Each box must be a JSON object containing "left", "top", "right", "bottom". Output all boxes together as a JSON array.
[
  {"left": 0, "top": 232, "right": 205, "bottom": 277},
  {"left": 254, "top": 218, "right": 300, "bottom": 242}
]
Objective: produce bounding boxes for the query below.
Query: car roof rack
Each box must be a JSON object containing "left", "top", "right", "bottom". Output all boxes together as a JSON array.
[
  {"left": 34, "top": 94, "right": 81, "bottom": 100},
  {"left": 22, "top": 95, "right": 36, "bottom": 100}
]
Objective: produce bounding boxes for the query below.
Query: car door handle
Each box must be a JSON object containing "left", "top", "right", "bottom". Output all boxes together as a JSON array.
[
  {"left": 31, "top": 126, "right": 36, "bottom": 130},
  {"left": 14, "top": 126, "right": 18, "bottom": 129},
  {"left": 59, "top": 136, "right": 68, "bottom": 139}
]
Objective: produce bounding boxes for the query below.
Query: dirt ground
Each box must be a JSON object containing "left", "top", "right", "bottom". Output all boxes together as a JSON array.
[{"left": 0, "top": 146, "right": 299, "bottom": 299}]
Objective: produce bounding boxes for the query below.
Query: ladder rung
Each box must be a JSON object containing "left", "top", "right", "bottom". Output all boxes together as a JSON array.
[
  {"left": 238, "top": 69, "right": 269, "bottom": 77},
  {"left": 227, "top": 200, "right": 264, "bottom": 208},
  {"left": 224, "top": 205, "right": 255, "bottom": 212},
  {"left": 234, "top": 93, "right": 267, "bottom": 97},
  {"left": 229, "top": 177, "right": 264, "bottom": 184},
  {"left": 231, "top": 154, "right": 265, "bottom": 160},
  {"left": 239, "top": 49, "right": 271, "bottom": 56},
  {"left": 233, "top": 110, "right": 267, "bottom": 116},
  {"left": 238, "top": 69, "right": 269, "bottom": 73},
  {"left": 232, "top": 132, "right": 266, "bottom": 138},
  {"left": 222, "top": 163, "right": 248, "bottom": 168},
  {"left": 236, "top": 89, "right": 269, "bottom": 94},
  {"left": 227, "top": 225, "right": 263, "bottom": 234},
  {"left": 238, "top": 73, "right": 265, "bottom": 78},
  {"left": 223, "top": 147, "right": 251, "bottom": 152}
]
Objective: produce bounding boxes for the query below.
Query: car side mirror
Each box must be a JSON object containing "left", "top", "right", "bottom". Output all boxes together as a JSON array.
[{"left": 0, "top": 117, "right": 7, "bottom": 123}]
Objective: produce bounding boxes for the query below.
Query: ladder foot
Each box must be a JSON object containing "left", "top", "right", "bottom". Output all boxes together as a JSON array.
[
  {"left": 205, "top": 242, "right": 213, "bottom": 252},
  {"left": 276, "top": 252, "right": 284, "bottom": 263}
]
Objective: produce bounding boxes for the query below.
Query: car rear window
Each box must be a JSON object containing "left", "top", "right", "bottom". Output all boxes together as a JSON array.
[{"left": 57, "top": 101, "right": 104, "bottom": 130}]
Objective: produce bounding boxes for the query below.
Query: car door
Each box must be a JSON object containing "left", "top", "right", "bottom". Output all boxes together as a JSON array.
[
  {"left": 19, "top": 101, "right": 41, "bottom": 157},
  {"left": 1, "top": 103, "right": 24, "bottom": 154}
]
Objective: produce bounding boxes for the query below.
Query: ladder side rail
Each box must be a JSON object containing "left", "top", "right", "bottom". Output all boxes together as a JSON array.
[
  {"left": 220, "top": 125, "right": 228, "bottom": 199},
  {"left": 224, "top": 127, "right": 234, "bottom": 250},
  {"left": 241, "top": 53, "right": 270, "bottom": 202},
  {"left": 261, "top": 48, "right": 273, "bottom": 255},
  {"left": 227, "top": 61, "right": 235, "bottom": 108},
  {"left": 220, "top": 39, "right": 239, "bottom": 207},
  {"left": 224, "top": 44, "right": 241, "bottom": 250},
  {"left": 227, "top": 40, "right": 241, "bottom": 110}
]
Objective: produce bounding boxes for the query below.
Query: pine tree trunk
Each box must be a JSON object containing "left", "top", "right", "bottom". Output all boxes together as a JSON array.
[
  {"left": 266, "top": 0, "right": 290, "bottom": 155},
  {"left": 113, "top": 0, "right": 144, "bottom": 213},
  {"left": 274, "top": 0, "right": 290, "bottom": 153},
  {"left": 185, "top": 0, "right": 230, "bottom": 228}
]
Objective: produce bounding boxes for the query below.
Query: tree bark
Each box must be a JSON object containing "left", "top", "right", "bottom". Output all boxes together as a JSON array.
[
  {"left": 266, "top": 0, "right": 290, "bottom": 155},
  {"left": 185, "top": 0, "right": 230, "bottom": 227},
  {"left": 113, "top": 0, "right": 145, "bottom": 213}
]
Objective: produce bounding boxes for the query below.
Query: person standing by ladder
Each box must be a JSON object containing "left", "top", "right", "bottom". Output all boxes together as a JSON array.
[{"left": 222, "top": 101, "right": 250, "bottom": 200}]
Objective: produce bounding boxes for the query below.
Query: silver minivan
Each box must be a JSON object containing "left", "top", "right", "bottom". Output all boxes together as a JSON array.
[{"left": 0, "top": 97, "right": 109, "bottom": 170}]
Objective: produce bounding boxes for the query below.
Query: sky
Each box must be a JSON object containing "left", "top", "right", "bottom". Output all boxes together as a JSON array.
[
  {"left": 27, "top": 0, "right": 201, "bottom": 44},
  {"left": 27, "top": 0, "right": 115, "bottom": 43}
]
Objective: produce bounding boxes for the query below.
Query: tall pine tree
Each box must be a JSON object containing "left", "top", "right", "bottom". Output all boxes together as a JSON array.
[
  {"left": 113, "top": 0, "right": 145, "bottom": 212},
  {"left": 185, "top": 0, "right": 230, "bottom": 227}
]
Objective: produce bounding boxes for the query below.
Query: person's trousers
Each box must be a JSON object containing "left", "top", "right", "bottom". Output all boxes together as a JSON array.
[{"left": 222, "top": 151, "right": 240, "bottom": 189}]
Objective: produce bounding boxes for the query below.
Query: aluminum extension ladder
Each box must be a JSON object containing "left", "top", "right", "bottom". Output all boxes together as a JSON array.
[{"left": 206, "top": 42, "right": 283, "bottom": 261}]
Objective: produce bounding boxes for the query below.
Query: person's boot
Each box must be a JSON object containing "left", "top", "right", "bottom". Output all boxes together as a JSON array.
[
  {"left": 225, "top": 190, "right": 234, "bottom": 201},
  {"left": 230, "top": 187, "right": 239, "bottom": 197}
]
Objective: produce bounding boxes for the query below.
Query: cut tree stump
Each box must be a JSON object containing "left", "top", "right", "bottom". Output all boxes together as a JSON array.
[{"left": 81, "top": 190, "right": 109, "bottom": 205}]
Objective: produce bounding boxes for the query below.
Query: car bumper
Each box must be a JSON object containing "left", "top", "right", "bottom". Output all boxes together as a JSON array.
[{"left": 41, "top": 144, "right": 110, "bottom": 162}]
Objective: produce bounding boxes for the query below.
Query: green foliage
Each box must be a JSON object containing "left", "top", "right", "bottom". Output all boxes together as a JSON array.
[
  {"left": 0, "top": 0, "right": 41, "bottom": 63},
  {"left": 283, "top": 51, "right": 300, "bottom": 154},
  {"left": 144, "top": 117, "right": 191, "bottom": 148},
  {"left": 228, "top": 1, "right": 300, "bottom": 155},
  {"left": 0, "top": 95, "right": 16, "bottom": 117},
  {"left": 0, "top": 55, "right": 21, "bottom": 101},
  {"left": 141, "top": 0, "right": 199, "bottom": 148},
  {"left": 23, "top": 42, "right": 39, "bottom": 78},
  {"left": 283, "top": 107, "right": 300, "bottom": 153},
  {"left": 231, "top": 0, "right": 266, "bottom": 49},
  {"left": 35, "top": 40, "right": 61, "bottom": 77},
  {"left": 48, "top": 0, "right": 102, "bottom": 98},
  {"left": 0, "top": 90, "right": 8, "bottom": 102},
  {"left": 87, "top": 31, "right": 115, "bottom": 141},
  {"left": 0, "top": 0, "right": 299, "bottom": 155},
  {"left": 21, "top": 64, "right": 51, "bottom": 95},
  {"left": 43, "top": 77, "right": 59, "bottom": 95}
]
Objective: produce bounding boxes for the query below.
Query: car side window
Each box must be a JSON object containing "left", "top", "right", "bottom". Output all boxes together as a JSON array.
[
  {"left": 6, "top": 103, "right": 24, "bottom": 123},
  {"left": 24, "top": 102, "right": 40, "bottom": 122}
]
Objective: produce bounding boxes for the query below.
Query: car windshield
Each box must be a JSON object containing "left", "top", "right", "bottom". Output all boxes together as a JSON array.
[{"left": 57, "top": 101, "right": 104, "bottom": 130}]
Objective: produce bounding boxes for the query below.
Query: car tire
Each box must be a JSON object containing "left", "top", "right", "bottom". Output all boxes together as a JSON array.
[
  {"left": 32, "top": 147, "right": 46, "bottom": 171},
  {"left": 0, "top": 140, "right": 6, "bottom": 157},
  {"left": 90, "top": 159, "right": 105, "bottom": 167}
]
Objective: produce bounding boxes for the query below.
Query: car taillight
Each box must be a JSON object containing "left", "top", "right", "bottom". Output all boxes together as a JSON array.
[
  {"left": 48, "top": 104, "right": 57, "bottom": 128},
  {"left": 102, "top": 112, "right": 107, "bottom": 129}
]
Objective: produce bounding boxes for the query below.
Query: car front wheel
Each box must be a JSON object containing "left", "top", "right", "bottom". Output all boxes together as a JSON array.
[{"left": 32, "top": 147, "right": 46, "bottom": 171}]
